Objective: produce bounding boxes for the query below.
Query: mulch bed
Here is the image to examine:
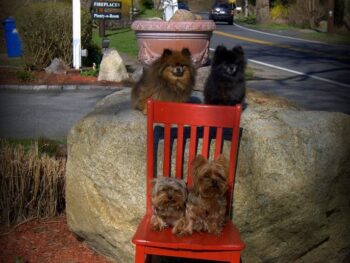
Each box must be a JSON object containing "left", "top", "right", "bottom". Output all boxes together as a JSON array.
[
  {"left": 0, "top": 67, "right": 126, "bottom": 87},
  {"left": 0, "top": 215, "right": 114, "bottom": 263}
]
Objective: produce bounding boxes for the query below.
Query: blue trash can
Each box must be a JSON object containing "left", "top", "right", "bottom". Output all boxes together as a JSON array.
[{"left": 2, "top": 17, "right": 22, "bottom": 57}]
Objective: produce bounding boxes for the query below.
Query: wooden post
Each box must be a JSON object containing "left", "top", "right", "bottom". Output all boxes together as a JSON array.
[
  {"left": 99, "top": 20, "right": 105, "bottom": 37},
  {"left": 328, "top": 0, "right": 335, "bottom": 33}
]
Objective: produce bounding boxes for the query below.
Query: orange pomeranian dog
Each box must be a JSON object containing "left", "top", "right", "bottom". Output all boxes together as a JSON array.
[{"left": 131, "top": 48, "right": 196, "bottom": 113}]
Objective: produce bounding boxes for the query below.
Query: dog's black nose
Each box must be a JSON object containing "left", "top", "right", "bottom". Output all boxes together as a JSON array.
[{"left": 173, "top": 66, "right": 183, "bottom": 76}]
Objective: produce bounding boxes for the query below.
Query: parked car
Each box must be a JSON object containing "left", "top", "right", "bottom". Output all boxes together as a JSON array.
[
  {"left": 178, "top": 2, "right": 190, "bottom": 11},
  {"left": 209, "top": 2, "right": 234, "bottom": 25}
]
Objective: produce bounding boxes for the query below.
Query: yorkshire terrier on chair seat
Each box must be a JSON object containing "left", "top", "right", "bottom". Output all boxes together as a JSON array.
[
  {"left": 151, "top": 177, "right": 187, "bottom": 231},
  {"left": 172, "top": 155, "right": 229, "bottom": 236}
]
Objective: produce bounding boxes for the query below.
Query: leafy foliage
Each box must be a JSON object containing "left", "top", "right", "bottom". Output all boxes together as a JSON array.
[
  {"left": 270, "top": 2, "right": 288, "bottom": 20},
  {"left": 15, "top": 2, "right": 92, "bottom": 70},
  {"left": 16, "top": 70, "right": 35, "bottom": 82}
]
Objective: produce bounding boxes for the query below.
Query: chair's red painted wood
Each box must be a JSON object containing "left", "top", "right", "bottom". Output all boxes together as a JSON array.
[{"left": 132, "top": 100, "right": 245, "bottom": 263}]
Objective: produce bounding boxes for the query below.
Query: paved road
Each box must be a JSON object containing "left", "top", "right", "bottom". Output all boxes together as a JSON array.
[
  {"left": 1, "top": 22, "right": 349, "bottom": 140},
  {"left": 210, "top": 20, "right": 350, "bottom": 114},
  {"left": 0, "top": 89, "right": 115, "bottom": 139}
]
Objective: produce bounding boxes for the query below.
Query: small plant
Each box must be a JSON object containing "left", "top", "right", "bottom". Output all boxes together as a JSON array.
[
  {"left": 14, "top": 256, "right": 25, "bottom": 263},
  {"left": 16, "top": 70, "right": 35, "bottom": 82},
  {"left": 81, "top": 66, "right": 99, "bottom": 77},
  {"left": 236, "top": 15, "right": 257, "bottom": 24}
]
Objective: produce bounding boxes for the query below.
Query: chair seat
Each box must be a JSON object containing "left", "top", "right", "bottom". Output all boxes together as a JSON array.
[{"left": 132, "top": 214, "right": 245, "bottom": 251}]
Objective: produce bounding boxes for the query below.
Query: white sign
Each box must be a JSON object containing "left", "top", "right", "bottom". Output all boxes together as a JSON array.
[
  {"left": 93, "top": 13, "right": 121, "bottom": 20},
  {"left": 93, "top": 1, "right": 121, "bottom": 8}
]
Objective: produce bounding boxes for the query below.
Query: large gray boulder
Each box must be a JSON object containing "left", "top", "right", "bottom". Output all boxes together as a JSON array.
[{"left": 66, "top": 89, "right": 350, "bottom": 263}]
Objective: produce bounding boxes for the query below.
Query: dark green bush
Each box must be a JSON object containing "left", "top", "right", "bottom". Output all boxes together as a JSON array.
[
  {"left": 16, "top": 70, "right": 35, "bottom": 82},
  {"left": 82, "top": 43, "right": 102, "bottom": 67},
  {"left": 15, "top": 2, "right": 92, "bottom": 70},
  {"left": 141, "top": 0, "right": 154, "bottom": 9}
]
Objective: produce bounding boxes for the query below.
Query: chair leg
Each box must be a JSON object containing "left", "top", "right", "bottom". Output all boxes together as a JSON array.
[
  {"left": 229, "top": 252, "right": 241, "bottom": 263},
  {"left": 135, "top": 245, "right": 146, "bottom": 263}
]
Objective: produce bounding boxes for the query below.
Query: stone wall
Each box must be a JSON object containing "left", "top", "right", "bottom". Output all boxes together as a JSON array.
[{"left": 66, "top": 89, "right": 350, "bottom": 263}]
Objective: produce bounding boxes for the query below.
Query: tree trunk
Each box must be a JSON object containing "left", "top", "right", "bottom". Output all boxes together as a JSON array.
[
  {"left": 296, "top": 0, "right": 319, "bottom": 28},
  {"left": 244, "top": 0, "right": 249, "bottom": 17},
  {"left": 256, "top": 0, "right": 270, "bottom": 24}
]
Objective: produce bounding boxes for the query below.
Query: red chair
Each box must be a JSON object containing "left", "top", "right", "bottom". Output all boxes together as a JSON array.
[{"left": 132, "top": 99, "right": 245, "bottom": 263}]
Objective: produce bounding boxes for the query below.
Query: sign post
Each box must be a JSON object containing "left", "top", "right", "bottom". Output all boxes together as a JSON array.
[
  {"left": 72, "top": 0, "right": 81, "bottom": 69},
  {"left": 92, "top": 0, "right": 122, "bottom": 20},
  {"left": 92, "top": 0, "right": 122, "bottom": 39}
]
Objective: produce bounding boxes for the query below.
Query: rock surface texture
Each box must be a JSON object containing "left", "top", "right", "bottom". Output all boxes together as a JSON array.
[
  {"left": 98, "top": 49, "right": 130, "bottom": 82},
  {"left": 44, "top": 58, "right": 68, "bottom": 74},
  {"left": 66, "top": 89, "right": 350, "bottom": 263}
]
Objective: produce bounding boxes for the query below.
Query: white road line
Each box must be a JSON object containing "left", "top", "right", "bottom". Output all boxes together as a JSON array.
[
  {"left": 233, "top": 23, "right": 325, "bottom": 44},
  {"left": 248, "top": 59, "right": 350, "bottom": 88},
  {"left": 209, "top": 48, "right": 350, "bottom": 88}
]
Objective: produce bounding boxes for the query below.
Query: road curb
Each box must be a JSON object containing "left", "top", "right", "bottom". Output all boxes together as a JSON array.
[{"left": 0, "top": 84, "right": 125, "bottom": 91}]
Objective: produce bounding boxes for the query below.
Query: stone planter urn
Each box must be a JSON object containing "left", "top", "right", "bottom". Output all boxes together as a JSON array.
[{"left": 131, "top": 20, "right": 216, "bottom": 68}]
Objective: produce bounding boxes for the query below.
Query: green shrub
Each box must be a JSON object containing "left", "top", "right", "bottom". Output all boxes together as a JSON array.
[
  {"left": 16, "top": 70, "right": 35, "bottom": 82},
  {"left": 141, "top": 0, "right": 154, "bottom": 9},
  {"left": 15, "top": 2, "right": 92, "bottom": 70},
  {"left": 82, "top": 43, "right": 103, "bottom": 67},
  {"left": 270, "top": 3, "right": 288, "bottom": 21},
  {"left": 237, "top": 15, "right": 257, "bottom": 24},
  {"left": 81, "top": 67, "right": 99, "bottom": 77}
]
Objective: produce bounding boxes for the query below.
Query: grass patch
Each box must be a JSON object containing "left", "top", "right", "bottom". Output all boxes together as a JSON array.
[
  {"left": 0, "top": 55, "right": 25, "bottom": 69},
  {"left": 299, "top": 31, "right": 350, "bottom": 45},
  {"left": 92, "top": 28, "right": 139, "bottom": 58},
  {"left": 81, "top": 67, "right": 99, "bottom": 77},
  {"left": 236, "top": 18, "right": 350, "bottom": 45},
  {"left": 16, "top": 70, "right": 35, "bottom": 82},
  {"left": 245, "top": 66, "right": 254, "bottom": 81},
  {"left": 0, "top": 138, "right": 66, "bottom": 225},
  {"left": 6, "top": 137, "right": 67, "bottom": 157},
  {"left": 136, "top": 8, "right": 162, "bottom": 19}
]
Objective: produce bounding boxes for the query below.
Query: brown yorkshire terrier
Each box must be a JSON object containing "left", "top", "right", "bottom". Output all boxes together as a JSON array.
[
  {"left": 151, "top": 177, "right": 187, "bottom": 231},
  {"left": 172, "top": 155, "right": 229, "bottom": 236},
  {"left": 131, "top": 48, "right": 196, "bottom": 114}
]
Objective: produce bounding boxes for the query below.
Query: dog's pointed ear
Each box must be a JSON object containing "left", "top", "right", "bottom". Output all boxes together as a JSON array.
[
  {"left": 181, "top": 48, "right": 191, "bottom": 57},
  {"left": 191, "top": 155, "right": 207, "bottom": 169},
  {"left": 215, "top": 45, "right": 227, "bottom": 54},
  {"left": 215, "top": 154, "right": 229, "bottom": 178},
  {"left": 162, "top": 49, "right": 172, "bottom": 58},
  {"left": 190, "top": 155, "right": 207, "bottom": 179},
  {"left": 232, "top": 45, "right": 244, "bottom": 55},
  {"left": 212, "top": 45, "right": 227, "bottom": 66},
  {"left": 232, "top": 45, "right": 246, "bottom": 65}
]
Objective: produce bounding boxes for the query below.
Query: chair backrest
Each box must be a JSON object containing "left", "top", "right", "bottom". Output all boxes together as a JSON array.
[{"left": 146, "top": 99, "right": 242, "bottom": 216}]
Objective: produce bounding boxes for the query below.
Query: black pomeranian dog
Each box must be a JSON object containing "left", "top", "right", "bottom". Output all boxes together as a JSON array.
[{"left": 204, "top": 45, "right": 246, "bottom": 106}]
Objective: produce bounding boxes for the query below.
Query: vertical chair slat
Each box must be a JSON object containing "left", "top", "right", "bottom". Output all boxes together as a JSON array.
[
  {"left": 146, "top": 100, "right": 155, "bottom": 213},
  {"left": 163, "top": 124, "right": 171, "bottom": 177},
  {"left": 214, "top": 127, "right": 223, "bottom": 159},
  {"left": 188, "top": 126, "right": 197, "bottom": 186},
  {"left": 202, "top": 126, "right": 210, "bottom": 159},
  {"left": 176, "top": 125, "right": 184, "bottom": 179}
]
